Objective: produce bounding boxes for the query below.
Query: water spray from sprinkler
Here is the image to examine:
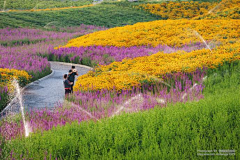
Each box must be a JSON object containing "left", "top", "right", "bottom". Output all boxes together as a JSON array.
[
  {"left": 3, "top": 0, "right": 6, "bottom": 12},
  {"left": 12, "top": 79, "right": 30, "bottom": 137},
  {"left": 71, "top": 102, "right": 100, "bottom": 122},
  {"left": 43, "top": 21, "right": 60, "bottom": 30},
  {"left": 111, "top": 94, "right": 143, "bottom": 117},
  {"left": 186, "top": 28, "right": 213, "bottom": 53},
  {"left": 208, "top": 0, "right": 227, "bottom": 14}
]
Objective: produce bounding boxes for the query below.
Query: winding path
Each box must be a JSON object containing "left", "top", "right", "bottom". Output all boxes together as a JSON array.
[{"left": 2, "top": 62, "right": 91, "bottom": 115}]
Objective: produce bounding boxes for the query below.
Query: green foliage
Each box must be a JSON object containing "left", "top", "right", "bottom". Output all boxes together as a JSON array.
[
  {"left": 2, "top": 62, "right": 240, "bottom": 159},
  {"left": 81, "top": 57, "right": 92, "bottom": 66},
  {"left": 28, "top": 67, "right": 52, "bottom": 82},
  {"left": 0, "top": 3, "right": 160, "bottom": 28},
  {"left": 0, "top": 0, "right": 92, "bottom": 10},
  {"left": 0, "top": 91, "right": 8, "bottom": 111},
  {"left": 0, "top": 38, "right": 46, "bottom": 46}
]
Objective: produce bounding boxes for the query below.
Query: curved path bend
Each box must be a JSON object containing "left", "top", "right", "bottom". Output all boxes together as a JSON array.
[{"left": 3, "top": 62, "right": 91, "bottom": 115}]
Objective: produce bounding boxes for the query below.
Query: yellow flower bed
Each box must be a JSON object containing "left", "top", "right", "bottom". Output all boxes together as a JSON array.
[
  {"left": 7, "top": 4, "right": 93, "bottom": 12},
  {"left": 74, "top": 43, "right": 240, "bottom": 92},
  {"left": 136, "top": 0, "right": 240, "bottom": 20},
  {"left": 59, "top": 19, "right": 240, "bottom": 48},
  {"left": 136, "top": 1, "right": 215, "bottom": 19},
  {"left": 194, "top": 6, "right": 240, "bottom": 20},
  {"left": 0, "top": 68, "right": 31, "bottom": 91}
]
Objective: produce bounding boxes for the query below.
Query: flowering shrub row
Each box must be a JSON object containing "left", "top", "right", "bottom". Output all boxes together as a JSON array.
[
  {"left": 6, "top": 4, "right": 94, "bottom": 12},
  {"left": 136, "top": 0, "right": 240, "bottom": 20},
  {"left": 74, "top": 43, "right": 240, "bottom": 91},
  {"left": 50, "top": 42, "right": 208, "bottom": 66},
  {"left": 60, "top": 20, "right": 240, "bottom": 48},
  {"left": 136, "top": 1, "right": 216, "bottom": 19},
  {"left": 193, "top": 0, "right": 240, "bottom": 20},
  {"left": 0, "top": 25, "right": 107, "bottom": 46}
]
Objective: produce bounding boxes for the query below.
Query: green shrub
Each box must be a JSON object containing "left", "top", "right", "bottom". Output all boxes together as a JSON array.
[
  {"left": 0, "top": 3, "right": 160, "bottom": 28},
  {"left": 0, "top": 0, "right": 93, "bottom": 10}
]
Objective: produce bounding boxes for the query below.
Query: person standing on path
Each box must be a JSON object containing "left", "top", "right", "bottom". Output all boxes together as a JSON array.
[
  {"left": 63, "top": 74, "right": 73, "bottom": 96},
  {"left": 68, "top": 66, "right": 79, "bottom": 93}
]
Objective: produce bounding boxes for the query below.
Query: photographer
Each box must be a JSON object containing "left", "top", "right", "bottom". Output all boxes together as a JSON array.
[{"left": 68, "top": 66, "right": 79, "bottom": 93}]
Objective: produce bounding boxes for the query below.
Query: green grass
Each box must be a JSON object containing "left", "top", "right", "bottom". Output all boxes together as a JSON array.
[
  {"left": 1, "top": 62, "right": 239, "bottom": 159},
  {"left": 0, "top": 0, "right": 92, "bottom": 10},
  {"left": 0, "top": 3, "right": 161, "bottom": 28}
]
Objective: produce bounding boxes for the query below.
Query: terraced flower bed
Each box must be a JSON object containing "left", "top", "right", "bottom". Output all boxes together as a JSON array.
[
  {"left": 0, "top": 0, "right": 239, "bottom": 159},
  {"left": 0, "top": 25, "right": 106, "bottom": 111}
]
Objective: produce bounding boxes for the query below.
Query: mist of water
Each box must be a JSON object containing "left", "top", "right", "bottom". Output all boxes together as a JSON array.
[
  {"left": 3, "top": 0, "right": 6, "bottom": 11},
  {"left": 71, "top": 102, "right": 100, "bottom": 122},
  {"left": 208, "top": 0, "right": 226, "bottom": 14},
  {"left": 93, "top": 0, "right": 103, "bottom": 5},
  {"left": 111, "top": 94, "right": 143, "bottom": 117},
  {"left": 186, "top": 28, "right": 213, "bottom": 53},
  {"left": 43, "top": 21, "right": 60, "bottom": 29},
  {"left": 12, "top": 79, "right": 30, "bottom": 137}
]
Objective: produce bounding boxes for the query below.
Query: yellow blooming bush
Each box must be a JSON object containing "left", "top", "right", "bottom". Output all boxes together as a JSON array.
[
  {"left": 59, "top": 20, "right": 240, "bottom": 48},
  {"left": 136, "top": 1, "right": 215, "bottom": 19},
  {"left": 193, "top": 0, "right": 240, "bottom": 20},
  {"left": 74, "top": 43, "right": 240, "bottom": 92},
  {"left": 73, "top": 70, "right": 155, "bottom": 91},
  {"left": 0, "top": 68, "right": 31, "bottom": 90},
  {"left": 136, "top": 0, "right": 240, "bottom": 20}
]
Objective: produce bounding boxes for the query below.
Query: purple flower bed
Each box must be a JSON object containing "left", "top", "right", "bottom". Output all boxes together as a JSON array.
[
  {"left": 0, "top": 69, "right": 206, "bottom": 140},
  {"left": 0, "top": 24, "right": 108, "bottom": 77},
  {"left": 0, "top": 45, "right": 50, "bottom": 73},
  {"left": 49, "top": 42, "right": 208, "bottom": 66},
  {"left": 0, "top": 25, "right": 107, "bottom": 45}
]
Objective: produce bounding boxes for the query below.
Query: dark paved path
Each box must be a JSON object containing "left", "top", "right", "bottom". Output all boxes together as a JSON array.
[
  {"left": 24, "top": 62, "right": 90, "bottom": 110},
  {"left": 1, "top": 62, "right": 90, "bottom": 115}
]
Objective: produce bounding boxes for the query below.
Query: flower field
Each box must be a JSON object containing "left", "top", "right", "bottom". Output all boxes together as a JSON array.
[
  {"left": 0, "top": 0, "right": 240, "bottom": 159},
  {"left": 50, "top": 42, "right": 207, "bottom": 66},
  {"left": 0, "top": 25, "right": 106, "bottom": 110},
  {"left": 73, "top": 43, "right": 240, "bottom": 91},
  {"left": 136, "top": 1, "right": 215, "bottom": 19},
  {"left": 60, "top": 19, "right": 240, "bottom": 48},
  {"left": 1, "top": 61, "right": 240, "bottom": 159}
]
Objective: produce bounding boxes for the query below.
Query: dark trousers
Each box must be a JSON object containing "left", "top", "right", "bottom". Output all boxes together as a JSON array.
[
  {"left": 65, "top": 89, "right": 71, "bottom": 95},
  {"left": 70, "top": 81, "right": 74, "bottom": 93}
]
